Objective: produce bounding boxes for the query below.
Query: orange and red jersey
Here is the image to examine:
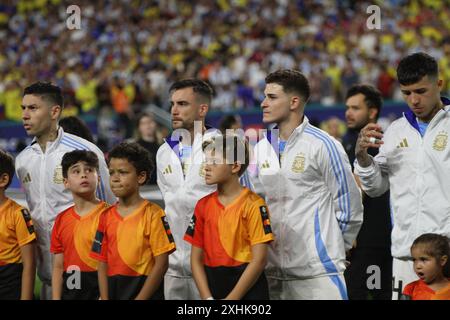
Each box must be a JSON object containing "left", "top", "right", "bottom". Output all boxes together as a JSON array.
[
  {"left": 90, "top": 200, "right": 176, "bottom": 277},
  {"left": 403, "top": 279, "right": 450, "bottom": 300},
  {"left": 184, "top": 188, "right": 274, "bottom": 267},
  {"left": 0, "top": 198, "right": 36, "bottom": 266},
  {"left": 0, "top": 198, "right": 36, "bottom": 299},
  {"left": 50, "top": 202, "right": 108, "bottom": 271}
]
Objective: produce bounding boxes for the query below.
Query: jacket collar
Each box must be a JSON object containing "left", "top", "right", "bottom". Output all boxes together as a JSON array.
[
  {"left": 404, "top": 97, "right": 450, "bottom": 133},
  {"left": 165, "top": 124, "right": 217, "bottom": 156},
  {"left": 266, "top": 116, "right": 310, "bottom": 144},
  {"left": 29, "top": 127, "right": 64, "bottom": 153}
]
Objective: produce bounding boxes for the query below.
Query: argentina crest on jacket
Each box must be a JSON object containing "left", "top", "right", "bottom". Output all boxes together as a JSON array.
[
  {"left": 53, "top": 164, "right": 64, "bottom": 184},
  {"left": 433, "top": 131, "right": 448, "bottom": 151},
  {"left": 291, "top": 153, "right": 305, "bottom": 173}
]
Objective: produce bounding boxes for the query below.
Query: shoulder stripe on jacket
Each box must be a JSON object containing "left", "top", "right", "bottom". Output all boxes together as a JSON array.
[
  {"left": 62, "top": 135, "right": 91, "bottom": 150},
  {"left": 304, "top": 125, "right": 351, "bottom": 232}
]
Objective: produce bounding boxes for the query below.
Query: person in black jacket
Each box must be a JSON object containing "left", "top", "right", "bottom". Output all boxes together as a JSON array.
[
  {"left": 343, "top": 84, "right": 392, "bottom": 300},
  {"left": 134, "top": 112, "right": 163, "bottom": 185}
]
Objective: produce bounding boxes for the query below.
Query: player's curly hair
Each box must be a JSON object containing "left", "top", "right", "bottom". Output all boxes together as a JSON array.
[{"left": 108, "top": 142, "right": 154, "bottom": 185}]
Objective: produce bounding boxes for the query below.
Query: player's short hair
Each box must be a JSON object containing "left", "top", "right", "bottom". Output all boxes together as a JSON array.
[
  {"left": 412, "top": 233, "right": 450, "bottom": 277},
  {"left": 345, "top": 84, "right": 383, "bottom": 120},
  {"left": 0, "top": 149, "right": 15, "bottom": 189},
  {"left": 169, "top": 79, "right": 214, "bottom": 104},
  {"left": 202, "top": 134, "right": 249, "bottom": 177},
  {"left": 61, "top": 150, "right": 99, "bottom": 179},
  {"left": 23, "top": 81, "right": 64, "bottom": 109},
  {"left": 265, "top": 69, "right": 310, "bottom": 102},
  {"left": 108, "top": 142, "right": 154, "bottom": 185},
  {"left": 397, "top": 52, "right": 439, "bottom": 85}
]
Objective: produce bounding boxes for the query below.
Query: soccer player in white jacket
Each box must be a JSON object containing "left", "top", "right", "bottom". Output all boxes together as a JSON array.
[
  {"left": 354, "top": 52, "right": 450, "bottom": 300},
  {"left": 156, "top": 79, "right": 253, "bottom": 300},
  {"left": 255, "top": 70, "right": 363, "bottom": 300},
  {"left": 16, "top": 82, "right": 116, "bottom": 299}
]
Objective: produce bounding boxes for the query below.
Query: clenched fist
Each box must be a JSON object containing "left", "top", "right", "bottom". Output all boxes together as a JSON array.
[{"left": 355, "top": 123, "right": 384, "bottom": 167}]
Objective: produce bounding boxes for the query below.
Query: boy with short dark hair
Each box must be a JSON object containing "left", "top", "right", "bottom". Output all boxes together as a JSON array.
[
  {"left": 185, "top": 134, "right": 274, "bottom": 300},
  {"left": 0, "top": 149, "right": 36, "bottom": 300},
  {"left": 91, "top": 142, "right": 175, "bottom": 300},
  {"left": 50, "top": 150, "right": 108, "bottom": 300}
]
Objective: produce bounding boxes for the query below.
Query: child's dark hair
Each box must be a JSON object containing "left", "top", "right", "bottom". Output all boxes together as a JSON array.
[
  {"left": 108, "top": 142, "right": 154, "bottom": 184},
  {"left": 202, "top": 134, "right": 249, "bottom": 177},
  {"left": 412, "top": 233, "right": 450, "bottom": 277},
  {"left": 0, "top": 149, "right": 15, "bottom": 189},
  {"left": 61, "top": 150, "right": 99, "bottom": 178}
]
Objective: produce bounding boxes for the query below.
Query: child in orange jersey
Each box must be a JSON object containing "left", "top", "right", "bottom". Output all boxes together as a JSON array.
[
  {"left": 50, "top": 150, "right": 109, "bottom": 300},
  {"left": 402, "top": 233, "right": 450, "bottom": 300},
  {"left": 0, "top": 149, "right": 36, "bottom": 300},
  {"left": 91, "top": 142, "right": 175, "bottom": 300},
  {"left": 185, "top": 134, "right": 274, "bottom": 300}
]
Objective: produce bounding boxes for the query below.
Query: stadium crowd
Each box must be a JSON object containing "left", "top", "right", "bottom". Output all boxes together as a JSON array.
[{"left": 1, "top": 0, "right": 449, "bottom": 126}]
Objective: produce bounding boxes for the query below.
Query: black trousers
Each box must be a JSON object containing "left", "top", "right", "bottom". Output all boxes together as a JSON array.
[
  {"left": 61, "top": 271, "right": 99, "bottom": 300},
  {"left": 0, "top": 264, "right": 22, "bottom": 300},
  {"left": 205, "top": 264, "right": 269, "bottom": 300},
  {"left": 344, "top": 247, "right": 392, "bottom": 300},
  {"left": 108, "top": 275, "right": 164, "bottom": 300}
]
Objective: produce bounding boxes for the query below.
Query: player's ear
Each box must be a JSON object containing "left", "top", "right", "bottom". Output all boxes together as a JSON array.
[
  {"left": 368, "top": 107, "right": 378, "bottom": 122},
  {"left": 137, "top": 171, "right": 147, "bottom": 185},
  {"left": 63, "top": 177, "right": 69, "bottom": 188},
  {"left": 231, "top": 162, "right": 242, "bottom": 175},
  {"left": 289, "top": 95, "right": 302, "bottom": 111},
  {"left": 50, "top": 104, "right": 62, "bottom": 120},
  {"left": 0, "top": 173, "right": 9, "bottom": 188},
  {"left": 199, "top": 103, "right": 209, "bottom": 118},
  {"left": 440, "top": 254, "right": 448, "bottom": 267}
]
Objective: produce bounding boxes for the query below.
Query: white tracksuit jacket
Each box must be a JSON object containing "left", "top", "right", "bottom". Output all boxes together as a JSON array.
[
  {"left": 15, "top": 128, "right": 116, "bottom": 283},
  {"left": 354, "top": 102, "right": 450, "bottom": 259},
  {"left": 254, "top": 117, "right": 363, "bottom": 280},
  {"left": 156, "top": 128, "right": 253, "bottom": 278}
]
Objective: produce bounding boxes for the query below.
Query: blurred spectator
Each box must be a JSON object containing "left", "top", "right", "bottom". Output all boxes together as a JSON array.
[
  {"left": 0, "top": 0, "right": 448, "bottom": 126},
  {"left": 110, "top": 76, "right": 135, "bottom": 139},
  {"left": 377, "top": 64, "right": 396, "bottom": 99},
  {"left": 321, "top": 116, "right": 346, "bottom": 142},
  {"left": 75, "top": 72, "right": 98, "bottom": 114},
  {"left": 134, "top": 112, "right": 163, "bottom": 185},
  {"left": 341, "top": 60, "right": 360, "bottom": 100},
  {"left": 1, "top": 81, "right": 22, "bottom": 122},
  {"left": 218, "top": 114, "right": 243, "bottom": 134},
  {"left": 236, "top": 79, "right": 256, "bottom": 109}
]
